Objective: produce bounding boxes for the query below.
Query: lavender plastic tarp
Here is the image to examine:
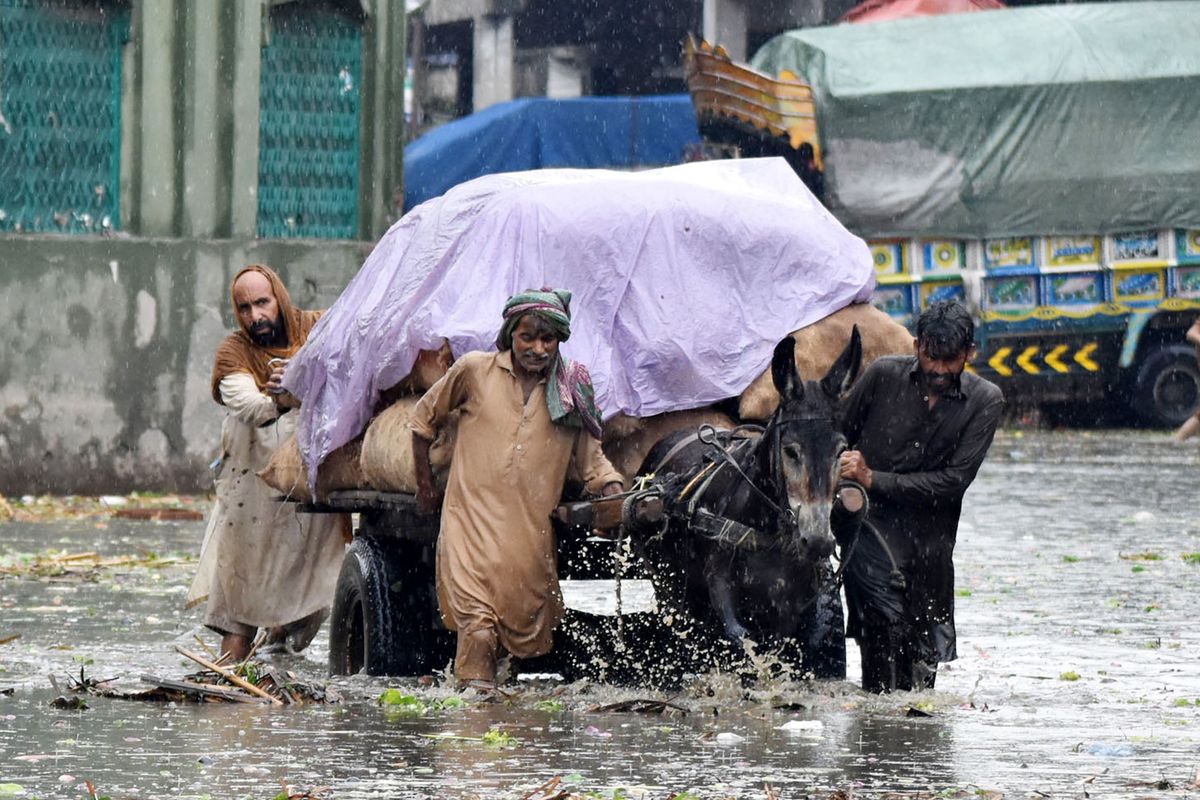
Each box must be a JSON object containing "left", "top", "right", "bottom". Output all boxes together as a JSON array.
[{"left": 285, "top": 158, "right": 874, "bottom": 485}]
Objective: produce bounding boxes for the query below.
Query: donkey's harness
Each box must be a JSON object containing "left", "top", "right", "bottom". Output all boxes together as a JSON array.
[
  {"left": 667, "top": 419, "right": 818, "bottom": 551},
  {"left": 650, "top": 419, "right": 904, "bottom": 606}
]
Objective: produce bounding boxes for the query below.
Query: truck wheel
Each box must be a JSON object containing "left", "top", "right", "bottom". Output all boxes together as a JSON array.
[
  {"left": 1133, "top": 344, "right": 1200, "bottom": 428},
  {"left": 328, "top": 535, "right": 407, "bottom": 676}
]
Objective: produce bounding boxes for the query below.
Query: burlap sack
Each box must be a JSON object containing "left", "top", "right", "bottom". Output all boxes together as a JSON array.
[
  {"left": 375, "top": 341, "right": 454, "bottom": 413},
  {"left": 602, "top": 407, "right": 737, "bottom": 484},
  {"left": 738, "top": 303, "right": 914, "bottom": 420},
  {"left": 360, "top": 396, "right": 457, "bottom": 493},
  {"left": 259, "top": 434, "right": 369, "bottom": 503},
  {"left": 601, "top": 412, "right": 645, "bottom": 444}
]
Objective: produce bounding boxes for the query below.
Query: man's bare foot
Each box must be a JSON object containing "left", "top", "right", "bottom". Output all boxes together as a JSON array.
[{"left": 220, "top": 633, "right": 252, "bottom": 661}]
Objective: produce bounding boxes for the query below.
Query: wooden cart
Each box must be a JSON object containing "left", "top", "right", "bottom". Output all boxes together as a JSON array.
[{"left": 299, "top": 489, "right": 666, "bottom": 678}]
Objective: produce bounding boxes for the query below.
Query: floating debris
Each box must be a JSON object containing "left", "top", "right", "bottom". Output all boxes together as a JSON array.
[
  {"left": 0, "top": 493, "right": 209, "bottom": 523},
  {"left": 0, "top": 550, "right": 193, "bottom": 581},
  {"left": 419, "top": 728, "right": 521, "bottom": 748},
  {"left": 586, "top": 697, "right": 688, "bottom": 715},
  {"left": 49, "top": 695, "right": 88, "bottom": 711},
  {"left": 377, "top": 689, "right": 466, "bottom": 715},
  {"left": 271, "top": 778, "right": 332, "bottom": 799},
  {"left": 57, "top": 651, "right": 340, "bottom": 707},
  {"left": 112, "top": 507, "right": 204, "bottom": 521}
]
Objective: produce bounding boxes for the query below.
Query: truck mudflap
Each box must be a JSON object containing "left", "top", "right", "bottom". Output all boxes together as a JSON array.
[{"left": 972, "top": 332, "right": 1117, "bottom": 406}]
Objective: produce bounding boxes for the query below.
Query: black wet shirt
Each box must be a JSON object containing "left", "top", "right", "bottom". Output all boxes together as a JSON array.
[{"left": 840, "top": 354, "right": 1003, "bottom": 660}]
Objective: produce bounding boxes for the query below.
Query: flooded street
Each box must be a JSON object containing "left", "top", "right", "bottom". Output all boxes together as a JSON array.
[{"left": 2, "top": 429, "right": 1199, "bottom": 799}]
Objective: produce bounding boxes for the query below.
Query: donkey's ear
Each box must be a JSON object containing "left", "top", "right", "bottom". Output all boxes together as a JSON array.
[
  {"left": 771, "top": 335, "right": 803, "bottom": 401},
  {"left": 821, "top": 325, "right": 862, "bottom": 399}
]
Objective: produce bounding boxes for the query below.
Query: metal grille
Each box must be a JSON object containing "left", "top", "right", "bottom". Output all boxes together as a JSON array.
[
  {"left": 0, "top": 0, "right": 127, "bottom": 234},
  {"left": 257, "top": 4, "right": 362, "bottom": 239}
]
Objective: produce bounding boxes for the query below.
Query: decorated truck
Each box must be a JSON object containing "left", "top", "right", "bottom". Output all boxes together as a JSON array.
[{"left": 685, "top": 1, "right": 1200, "bottom": 425}]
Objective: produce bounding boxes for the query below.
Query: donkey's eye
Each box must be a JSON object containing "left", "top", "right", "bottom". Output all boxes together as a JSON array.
[{"left": 783, "top": 444, "right": 803, "bottom": 462}]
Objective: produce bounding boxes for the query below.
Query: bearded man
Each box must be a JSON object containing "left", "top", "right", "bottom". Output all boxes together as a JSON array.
[
  {"left": 837, "top": 301, "right": 1003, "bottom": 693},
  {"left": 410, "top": 288, "right": 625, "bottom": 691},
  {"left": 187, "top": 265, "right": 346, "bottom": 660}
]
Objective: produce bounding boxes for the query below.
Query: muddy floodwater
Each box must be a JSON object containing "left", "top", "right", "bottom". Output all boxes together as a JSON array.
[{"left": 2, "top": 430, "right": 1200, "bottom": 799}]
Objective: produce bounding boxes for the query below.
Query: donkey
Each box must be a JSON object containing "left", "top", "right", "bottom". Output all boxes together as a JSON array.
[{"left": 641, "top": 328, "right": 862, "bottom": 679}]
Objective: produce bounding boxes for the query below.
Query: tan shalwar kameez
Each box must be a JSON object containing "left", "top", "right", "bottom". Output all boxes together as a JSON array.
[{"left": 409, "top": 350, "right": 623, "bottom": 681}]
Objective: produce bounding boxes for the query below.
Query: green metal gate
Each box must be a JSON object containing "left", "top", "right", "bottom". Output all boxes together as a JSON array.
[
  {"left": 0, "top": 0, "right": 128, "bottom": 234},
  {"left": 257, "top": 3, "right": 363, "bottom": 240}
]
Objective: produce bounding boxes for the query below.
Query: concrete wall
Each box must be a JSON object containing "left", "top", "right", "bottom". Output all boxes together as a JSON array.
[
  {"left": 0, "top": 0, "right": 406, "bottom": 494},
  {"left": 0, "top": 235, "right": 370, "bottom": 495}
]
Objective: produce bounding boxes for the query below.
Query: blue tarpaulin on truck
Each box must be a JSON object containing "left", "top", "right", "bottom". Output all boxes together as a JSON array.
[{"left": 402, "top": 95, "right": 702, "bottom": 210}]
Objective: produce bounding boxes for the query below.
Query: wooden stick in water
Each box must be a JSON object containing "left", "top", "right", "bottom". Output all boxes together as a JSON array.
[
  {"left": 56, "top": 552, "right": 99, "bottom": 562},
  {"left": 193, "top": 634, "right": 220, "bottom": 662},
  {"left": 239, "top": 629, "right": 269, "bottom": 667},
  {"left": 174, "top": 646, "right": 282, "bottom": 705}
]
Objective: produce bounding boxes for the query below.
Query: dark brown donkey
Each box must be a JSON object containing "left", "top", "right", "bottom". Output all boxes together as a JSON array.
[{"left": 641, "top": 328, "right": 862, "bottom": 679}]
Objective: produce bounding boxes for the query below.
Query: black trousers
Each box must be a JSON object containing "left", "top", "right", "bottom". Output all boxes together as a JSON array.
[
  {"left": 840, "top": 514, "right": 939, "bottom": 694},
  {"left": 857, "top": 617, "right": 938, "bottom": 693}
]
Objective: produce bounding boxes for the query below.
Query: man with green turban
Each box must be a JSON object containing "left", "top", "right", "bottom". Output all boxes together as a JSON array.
[{"left": 410, "top": 288, "right": 624, "bottom": 691}]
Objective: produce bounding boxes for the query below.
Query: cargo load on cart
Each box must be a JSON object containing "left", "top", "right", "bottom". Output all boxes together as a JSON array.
[{"left": 268, "top": 159, "right": 918, "bottom": 681}]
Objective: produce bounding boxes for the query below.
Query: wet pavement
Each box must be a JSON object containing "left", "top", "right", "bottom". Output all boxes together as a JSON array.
[{"left": 2, "top": 429, "right": 1199, "bottom": 799}]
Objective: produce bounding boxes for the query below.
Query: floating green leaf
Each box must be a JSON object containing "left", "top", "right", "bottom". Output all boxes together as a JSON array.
[
  {"left": 1182, "top": 553, "right": 1200, "bottom": 565},
  {"left": 378, "top": 689, "right": 426, "bottom": 715},
  {"left": 481, "top": 728, "right": 518, "bottom": 747},
  {"left": 0, "top": 785, "right": 25, "bottom": 797},
  {"left": 956, "top": 588, "right": 972, "bottom": 597},
  {"left": 535, "top": 699, "right": 564, "bottom": 712},
  {"left": 1059, "top": 671, "right": 1080, "bottom": 681},
  {"left": 1061, "top": 555, "right": 1079, "bottom": 563},
  {"left": 1131, "top": 565, "right": 1146, "bottom": 573}
]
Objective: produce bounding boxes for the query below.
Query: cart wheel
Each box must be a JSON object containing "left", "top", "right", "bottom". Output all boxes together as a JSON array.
[
  {"left": 328, "top": 534, "right": 451, "bottom": 677},
  {"left": 328, "top": 535, "right": 401, "bottom": 676},
  {"left": 1133, "top": 344, "right": 1200, "bottom": 428}
]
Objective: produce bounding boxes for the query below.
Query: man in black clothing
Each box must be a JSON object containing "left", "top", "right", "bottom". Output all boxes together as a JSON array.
[{"left": 837, "top": 301, "right": 1003, "bottom": 693}]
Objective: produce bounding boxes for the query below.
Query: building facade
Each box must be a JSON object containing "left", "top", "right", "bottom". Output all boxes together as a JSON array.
[{"left": 407, "top": 0, "right": 856, "bottom": 134}]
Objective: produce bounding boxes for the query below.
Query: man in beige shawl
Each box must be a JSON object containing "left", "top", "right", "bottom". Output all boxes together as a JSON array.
[
  {"left": 187, "top": 265, "right": 346, "bottom": 660},
  {"left": 410, "top": 289, "right": 624, "bottom": 691}
]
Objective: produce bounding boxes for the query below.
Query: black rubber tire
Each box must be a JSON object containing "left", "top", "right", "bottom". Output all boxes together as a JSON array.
[
  {"left": 327, "top": 534, "right": 451, "bottom": 677},
  {"left": 1133, "top": 344, "right": 1200, "bottom": 428},
  {"left": 328, "top": 535, "right": 402, "bottom": 676}
]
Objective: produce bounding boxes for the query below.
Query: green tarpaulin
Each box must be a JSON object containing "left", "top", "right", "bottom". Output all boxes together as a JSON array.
[{"left": 750, "top": 1, "right": 1200, "bottom": 238}]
